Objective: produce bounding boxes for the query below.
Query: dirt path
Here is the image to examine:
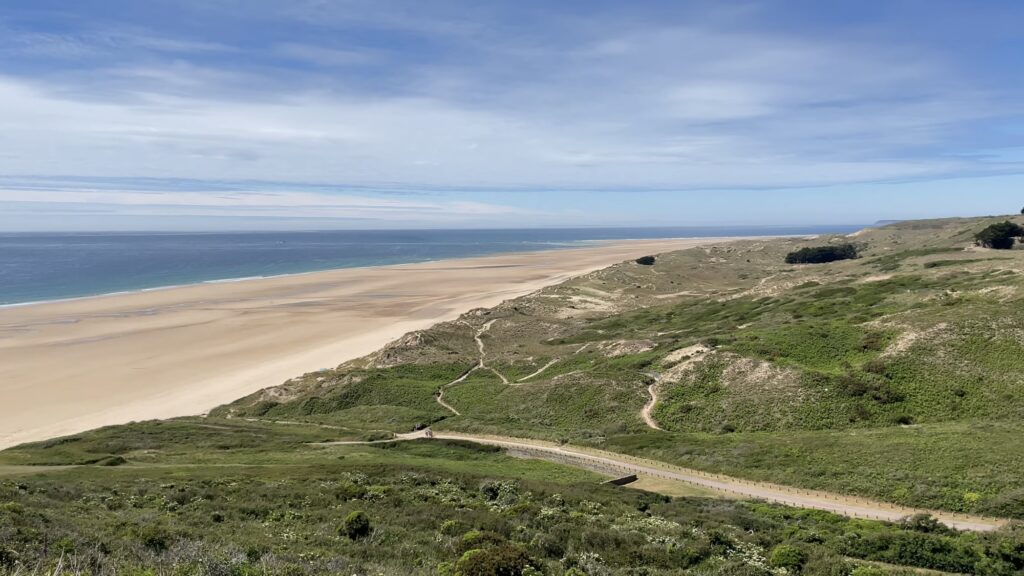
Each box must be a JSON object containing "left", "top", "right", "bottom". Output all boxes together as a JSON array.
[
  {"left": 472, "top": 320, "right": 510, "bottom": 385},
  {"left": 370, "top": 430, "right": 1007, "bottom": 532},
  {"left": 435, "top": 387, "right": 462, "bottom": 416},
  {"left": 640, "top": 345, "right": 710, "bottom": 431},
  {"left": 435, "top": 320, "right": 510, "bottom": 415},
  {"left": 436, "top": 366, "right": 474, "bottom": 416},
  {"left": 640, "top": 382, "right": 663, "bottom": 430},
  {"left": 517, "top": 359, "right": 560, "bottom": 383}
]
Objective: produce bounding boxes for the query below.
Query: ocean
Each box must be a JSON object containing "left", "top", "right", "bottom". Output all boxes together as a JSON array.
[{"left": 0, "top": 225, "right": 863, "bottom": 306}]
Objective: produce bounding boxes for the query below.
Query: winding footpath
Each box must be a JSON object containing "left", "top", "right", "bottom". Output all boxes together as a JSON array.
[
  {"left": 435, "top": 320, "right": 510, "bottom": 415},
  {"left": 640, "top": 382, "right": 663, "bottom": 430},
  {"left": 419, "top": 337, "right": 1008, "bottom": 532},
  {"left": 348, "top": 430, "right": 1009, "bottom": 533},
  {"left": 517, "top": 359, "right": 560, "bottom": 383}
]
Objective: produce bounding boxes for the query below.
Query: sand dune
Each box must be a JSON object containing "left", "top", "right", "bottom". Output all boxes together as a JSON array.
[{"left": 0, "top": 238, "right": 742, "bottom": 449}]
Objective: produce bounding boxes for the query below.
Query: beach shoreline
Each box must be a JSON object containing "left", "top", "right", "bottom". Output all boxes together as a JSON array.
[{"left": 0, "top": 236, "right": 758, "bottom": 449}]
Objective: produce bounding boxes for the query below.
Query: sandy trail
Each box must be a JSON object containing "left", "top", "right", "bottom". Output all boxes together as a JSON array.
[
  {"left": 517, "top": 359, "right": 560, "bottom": 382},
  {"left": 1, "top": 238, "right": 738, "bottom": 449},
  {"left": 366, "top": 431, "right": 1007, "bottom": 532},
  {"left": 473, "top": 320, "right": 510, "bottom": 385},
  {"left": 641, "top": 383, "right": 663, "bottom": 430},
  {"left": 435, "top": 319, "right": 508, "bottom": 415},
  {"left": 640, "top": 345, "right": 709, "bottom": 430}
]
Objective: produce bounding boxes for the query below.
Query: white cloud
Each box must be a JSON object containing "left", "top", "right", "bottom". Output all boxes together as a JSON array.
[
  {"left": 0, "top": 185, "right": 531, "bottom": 222},
  {"left": 0, "top": 7, "right": 1020, "bottom": 196}
]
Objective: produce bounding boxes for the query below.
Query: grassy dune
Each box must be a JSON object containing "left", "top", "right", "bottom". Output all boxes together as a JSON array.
[
  {"left": 221, "top": 215, "right": 1024, "bottom": 519},
  {"left": 6, "top": 215, "right": 1024, "bottom": 574}
]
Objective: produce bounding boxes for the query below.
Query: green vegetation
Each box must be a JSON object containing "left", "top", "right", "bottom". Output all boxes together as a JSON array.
[
  {"left": 2, "top": 423, "right": 1023, "bottom": 575},
  {"left": 974, "top": 221, "right": 1024, "bottom": 249},
  {"left": 635, "top": 255, "right": 656, "bottom": 265},
  {"left": 341, "top": 510, "right": 372, "bottom": 540},
  {"left": 785, "top": 243, "right": 859, "bottom": 264},
  {"left": 213, "top": 215, "right": 1024, "bottom": 520},
  {"left": 603, "top": 420, "right": 1024, "bottom": 517},
  {"left": 7, "top": 215, "right": 1024, "bottom": 573}
]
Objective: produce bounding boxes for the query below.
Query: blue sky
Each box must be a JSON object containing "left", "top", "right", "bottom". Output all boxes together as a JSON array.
[{"left": 1, "top": 0, "right": 1022, "bottom": 230}]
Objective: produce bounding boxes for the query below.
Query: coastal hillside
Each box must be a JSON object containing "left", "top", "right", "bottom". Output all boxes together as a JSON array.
[
  {"left": 6, "top": 421, "right": 1023, "bottom": 575},
  {"left": 220, "top": 215, "right": 1024, "bottom": 517},
  {"left": 4, "top": 215, "right": 1024, "bottom": 575}
]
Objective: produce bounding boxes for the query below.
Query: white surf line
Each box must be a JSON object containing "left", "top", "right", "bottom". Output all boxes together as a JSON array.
[
  {"left": 517, "top": 359, "right": 560, "bottom": 383},
  {"left": 425, "top": 432, "right": 1007, "bottom": 533}
]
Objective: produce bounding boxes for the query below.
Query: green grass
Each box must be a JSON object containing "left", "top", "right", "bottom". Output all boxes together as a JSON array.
[
  {"left": 867, "top": 247, "right": 963, "bottom": 271},
  {"left": 217, "top": 363, "right": 470, "bottom": 428},
  {"left": 2, "top": 421, "right": 1023, "bottom": 575},
  {"left": 603, "top": 420, "right": 1024, "bottom": 518},
  {"left": 441, "top": 368, "right": 647, "bottom": 438},
  {"left": 121, "top": 214, "right": 1024, "bottom": 567}
]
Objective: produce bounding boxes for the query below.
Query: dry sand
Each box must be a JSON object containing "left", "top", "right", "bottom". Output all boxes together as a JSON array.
[{"left": 0, "top": 238, "right": 741, "bottom": 449}]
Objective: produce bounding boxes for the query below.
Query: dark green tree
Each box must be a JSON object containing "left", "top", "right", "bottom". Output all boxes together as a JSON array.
[
  {"left": 974, "top": 221, "right": 1024, "bottom": 249},
  {"left": 785, "top": 244, "right": 859, "bottom": 264}
]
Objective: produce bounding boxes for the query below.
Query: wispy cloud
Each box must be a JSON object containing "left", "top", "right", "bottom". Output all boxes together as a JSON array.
[
  {"left": 0, "top": 0, "right": 1023, "bottom": 229},
  {"left": 0, "top": 180, "right": 533, "bottom": 224},
  {"left": 273, "top": 43, "right": 378, "bottom": 67}
]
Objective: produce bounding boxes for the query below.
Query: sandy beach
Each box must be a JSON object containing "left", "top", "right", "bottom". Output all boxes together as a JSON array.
[{"left": 0, "top": 237, "right": 745, "bottom": 449}]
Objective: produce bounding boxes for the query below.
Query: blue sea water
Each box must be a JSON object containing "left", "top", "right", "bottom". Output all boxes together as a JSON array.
[{"left": 0, "top": 226, "right": 863, "bottom": 306}]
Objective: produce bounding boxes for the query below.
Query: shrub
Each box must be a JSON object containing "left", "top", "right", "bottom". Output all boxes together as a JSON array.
[
  {"left": 457, "top": 530, "right": 506, "bottom": 555},
  {"left": 454, "top": 544, "right": 537, "bottom": 576},
  {"left": 899, "top": 513, "right": 954, "bottom": 535},
  {"left": 133, "top": 524, "right": 172, "bottom": 552},
  {"left": 0, "top": 546, "right": 18, "bottom": 569},
  {"left": 340, "top": 510, "right": 371, "bottom": 540},
  {"left": 635, "top": 255, "right": 656, "bottom": 265},
  {"left": 859, "top": 332, "right": 886, "bottom": 352},
  {"left": 770, "top": 544, "right": 808, "bottom": 570},
  {"left": 801, "top": 551, "right": 852, "bottom": 576},
  {"left": 440, "top": 519, "right": 464, "bottom": 536},
  {"left": 785, "top": 244, "right": 859, "bottom": 264},
  {"left": 862, "top": 359, "right": 888, "bottom": 376},
  {"left": 974, "top": 221, "right": 1024, "bottom": 249}
]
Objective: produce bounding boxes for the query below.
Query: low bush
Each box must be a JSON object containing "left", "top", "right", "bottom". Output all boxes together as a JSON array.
[
  {"left": 770, "top": 544, "right": 807, "bottom": 570},
  {"left": 341, "top": 510, "right": 371, "bottom": 540},
  {"left": 454, "top": 544, "right": 537, "bottom": 576},
  {"left": 785, "top": 244, "right": 859, "bottom": 264}
]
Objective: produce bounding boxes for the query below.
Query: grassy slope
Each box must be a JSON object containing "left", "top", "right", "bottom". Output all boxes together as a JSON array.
[
  {"left": 219, "top": 215, "right": 1024, "bottom": 519},
  {"left": 2, "top": 421, "right": 1023, "bottom": 575},
  {"left": 6, "top": 215, "right": 1024, "bottom": 574}
]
